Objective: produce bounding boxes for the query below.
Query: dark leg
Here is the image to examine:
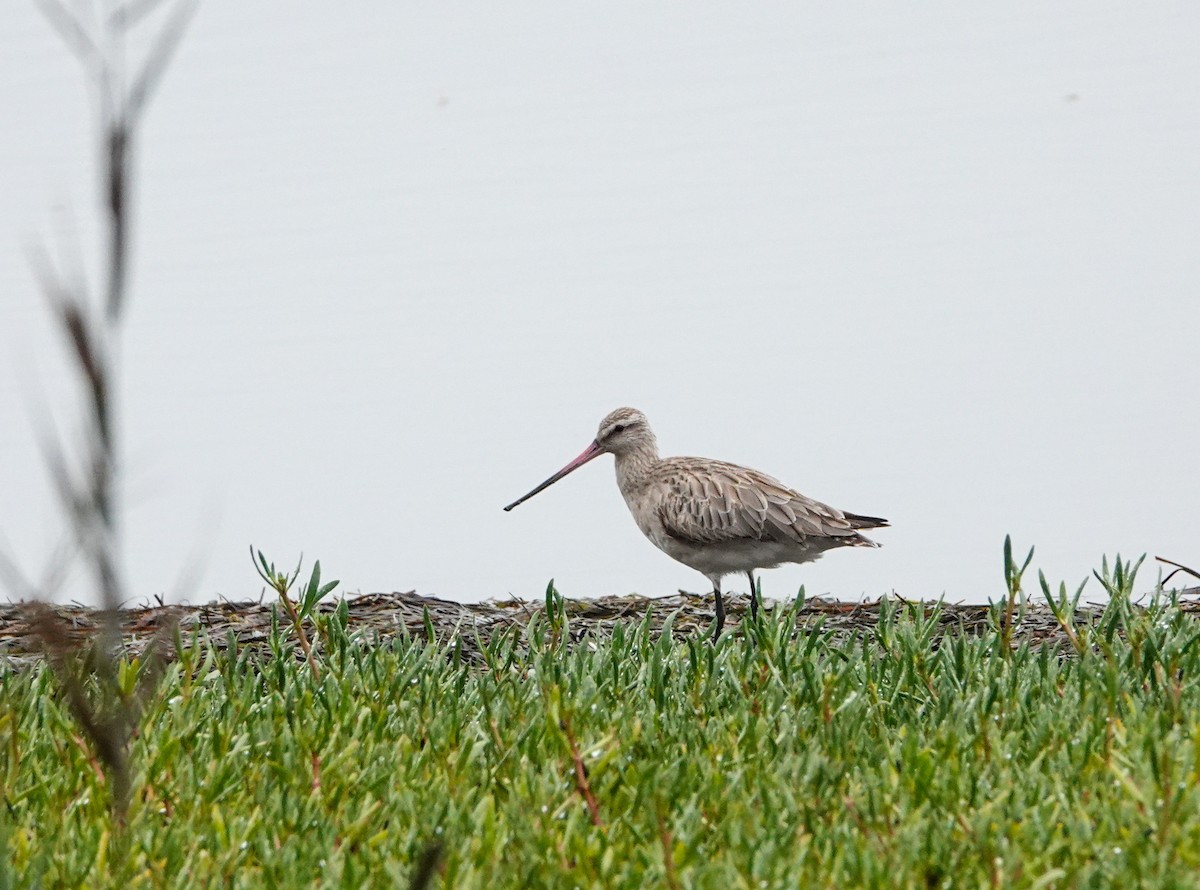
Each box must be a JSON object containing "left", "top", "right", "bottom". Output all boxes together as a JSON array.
[
  {"left": 747, "top": 571, "right": 759, "bottom": 622},
  {"left": 712, "top": 581, "right": 725, "bottom": 642}
]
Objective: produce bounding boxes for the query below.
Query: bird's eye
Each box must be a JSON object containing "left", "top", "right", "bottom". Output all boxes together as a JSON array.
[{"left": 612, "top": 424, "right": 626, "bottom": 434}]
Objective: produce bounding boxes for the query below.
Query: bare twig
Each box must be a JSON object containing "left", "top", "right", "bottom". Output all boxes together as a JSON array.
[
  {"left": 108, "top": 0, "right": 175, "bottom": 30},
  {"left": 1157, "top": 556, "right": 1200, "bottom": 588},
  {"left": 126, "top": 0, "right": 199, "bottom": 122},
  {"left": 102, "top": 118, "right": 130, "bottom": 322},
  {"left": 33, "top": 0, "right": 103, "bottom": 73},
  {"left": 561, "top": 716, "right": 602, "bottom": 827}
]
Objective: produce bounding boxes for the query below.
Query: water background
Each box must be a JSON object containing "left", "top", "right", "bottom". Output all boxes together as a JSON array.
[{"left": 2, "top": 4, "right": 1198, "bottom": 606}]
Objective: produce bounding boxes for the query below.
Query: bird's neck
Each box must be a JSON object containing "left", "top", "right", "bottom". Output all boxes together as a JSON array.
[{"left": 613, "top": 440, "right": 659, "bottom": 493}]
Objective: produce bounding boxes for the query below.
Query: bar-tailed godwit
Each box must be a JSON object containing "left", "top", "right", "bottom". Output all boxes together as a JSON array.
[{"left": 504, "top": 407, "right": 888, "bottom": 639}]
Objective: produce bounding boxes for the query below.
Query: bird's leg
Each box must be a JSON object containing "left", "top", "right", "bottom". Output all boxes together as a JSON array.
[
  {"left": 747, "top": 571, "right": 759, "bottom": 623},
  {"left": 712, "top": 581, "right": 725, "bottom": 642}
]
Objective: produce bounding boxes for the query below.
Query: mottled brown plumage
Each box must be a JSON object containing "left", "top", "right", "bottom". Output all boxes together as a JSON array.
[{"left": 504, "top": 407, "right": 888, "bottom": 639}]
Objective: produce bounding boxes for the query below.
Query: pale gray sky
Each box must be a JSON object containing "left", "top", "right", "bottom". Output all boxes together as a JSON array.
[{"left": 2, "top": 3, "right": 1198, "bottom": 606}]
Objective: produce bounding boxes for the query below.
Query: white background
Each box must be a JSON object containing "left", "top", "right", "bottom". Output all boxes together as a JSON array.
[{"left": 2, "top": 3, "right": 1197, "bottom": 606}]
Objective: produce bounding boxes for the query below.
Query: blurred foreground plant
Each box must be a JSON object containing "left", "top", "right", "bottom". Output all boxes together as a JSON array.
[{"left": 0, "top": 0, "right": 197, "bottom": 823}]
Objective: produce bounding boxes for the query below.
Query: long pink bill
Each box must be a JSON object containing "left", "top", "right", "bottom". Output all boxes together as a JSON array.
[{"left": 503, "top": 440, "right": 604, "bottom": 511}]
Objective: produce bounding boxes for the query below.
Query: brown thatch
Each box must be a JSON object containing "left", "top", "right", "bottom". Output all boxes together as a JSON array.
[{"left": 3, "top": 588, "right": 1199, "bottom": 672}]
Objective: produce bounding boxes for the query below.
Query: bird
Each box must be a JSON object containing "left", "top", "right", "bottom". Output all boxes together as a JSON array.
[{"left": 503, "top": 407, "right": 888, "bottom": 640}]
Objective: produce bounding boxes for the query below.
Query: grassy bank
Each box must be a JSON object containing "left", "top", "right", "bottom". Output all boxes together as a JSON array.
[{"left": 4, "top": 564, "right": 1200, "bottom": 888}]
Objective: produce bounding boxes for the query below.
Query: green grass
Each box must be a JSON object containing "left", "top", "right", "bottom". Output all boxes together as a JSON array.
[{"left": 5, "top": 562, "right": 1200, "bottom": 888}]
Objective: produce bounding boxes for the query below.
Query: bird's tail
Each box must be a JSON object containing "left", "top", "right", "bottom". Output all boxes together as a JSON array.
[{"left": 844, "top": 512, "right": 889, "bottom": 531}]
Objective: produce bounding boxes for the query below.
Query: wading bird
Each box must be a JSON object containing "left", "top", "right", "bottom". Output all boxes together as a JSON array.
[{"left": 504, "top": 408, "right": 887, "bottom": 640}]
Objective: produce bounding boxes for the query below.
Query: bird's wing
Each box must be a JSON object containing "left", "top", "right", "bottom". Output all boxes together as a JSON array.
[{"left": 655, "top": 459, "right": 870, "bottom": 547}]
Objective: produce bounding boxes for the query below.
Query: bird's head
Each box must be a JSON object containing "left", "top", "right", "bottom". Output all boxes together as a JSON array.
[
  {"left": 595, "top": 407, "right": 654, "bottom": 456},
  {"left": 502, "top": 406, "right": 657, "bottom": 511}
]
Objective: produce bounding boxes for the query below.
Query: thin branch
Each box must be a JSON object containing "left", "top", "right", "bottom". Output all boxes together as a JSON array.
[
  {"left": 27, "top": 244, "right": 113, "bottom": 472},
  {"left": 1157, "top": 556, "right": 1200, "bottom": 588},
  {"left": 108, "top": 0, "right": 174, "bottom": 29},
  {"left": 126, "top": 0, "right": 199, "bottom": 122},
  {"left": 35, "top": 0, "right": 104, "bottom": 73},
  {"left": 28, "top": 410, "right": 123, "bottom": 617},
  {"left": 102, "top": 119, "right": 130, "bottom": 323},
  {"left": 561, "top": 716, "right": 602, "bottom": 827}
]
